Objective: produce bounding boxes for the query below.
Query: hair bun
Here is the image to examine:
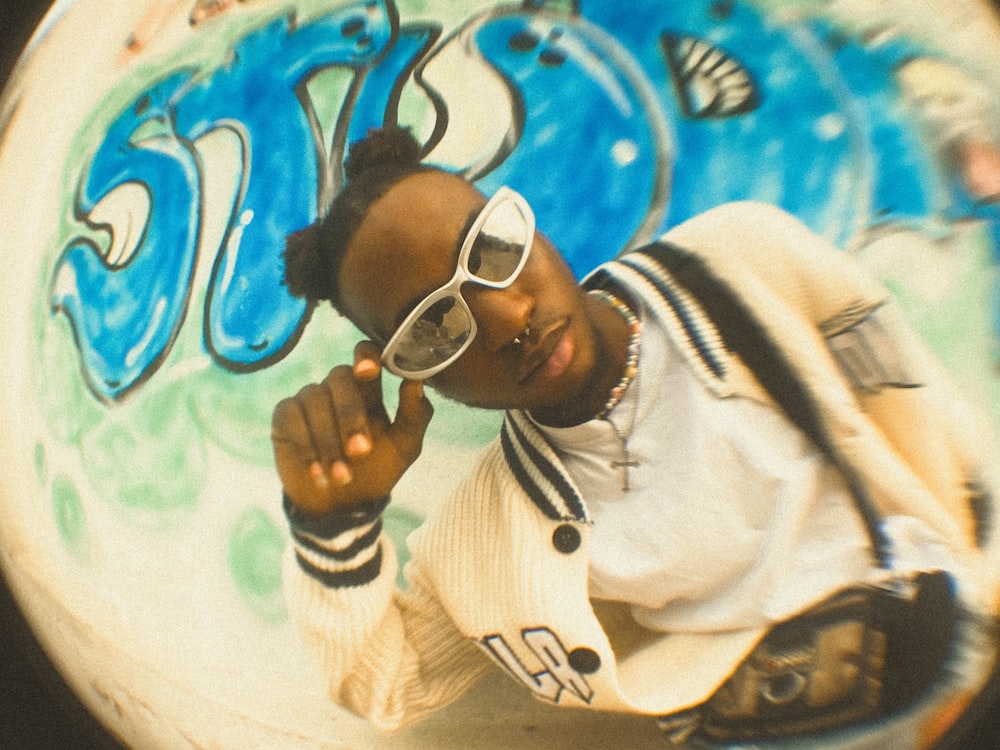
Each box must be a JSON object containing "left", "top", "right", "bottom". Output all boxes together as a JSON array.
[
  {"left": 344, "top": 125, "right": 422, "bottom": 182},
  {"left": 282, "top": 223, "right": 335, "bottom": 301}
]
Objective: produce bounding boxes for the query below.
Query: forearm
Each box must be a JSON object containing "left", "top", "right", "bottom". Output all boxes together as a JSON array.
[{"left": 282, "top": 496, "right": 490, "bottom": 730}]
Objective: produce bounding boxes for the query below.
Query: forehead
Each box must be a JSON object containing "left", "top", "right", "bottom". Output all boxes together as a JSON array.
[{"left": 338, "top": 170, "right": 487, "bottom": 340}]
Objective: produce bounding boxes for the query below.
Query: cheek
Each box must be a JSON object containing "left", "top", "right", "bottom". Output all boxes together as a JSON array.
[
  {"left": 529, "top": 234, "right": 576, "bottom": 282},
  {"left": 340, "top": 300, "right": 387, "bottom": 345},
  {"left": 343, "top": 273, "right": 422, "bottom": 345},
  {"left": 339, "top": 274, "right": 390, "bottom": 340},
  {"left": 428, "top": 347, "right": 506, "bottom": 404}
]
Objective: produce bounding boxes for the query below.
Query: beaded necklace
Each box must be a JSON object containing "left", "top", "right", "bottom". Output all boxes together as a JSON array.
[
  {"left": 589, "top": 289, "right": 642, "bottom": 490},
  {"left": 589, "top": 289, "right": 642, "bottom": 420}
]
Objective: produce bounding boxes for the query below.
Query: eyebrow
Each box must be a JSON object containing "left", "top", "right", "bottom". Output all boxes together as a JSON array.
[{"left": 389, "top": 207, "right": 483, "bottom": 331}]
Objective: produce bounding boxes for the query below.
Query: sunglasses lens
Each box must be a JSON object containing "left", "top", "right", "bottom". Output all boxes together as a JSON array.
[
  {"left": 468, "top": 199, "right": 531, "bottom": 283},
  {"left": 383, "top": 190, "right": 533, "bottom": 377},
  {"left": 389, "top": 296, "right": 473, "bottom": 374}
]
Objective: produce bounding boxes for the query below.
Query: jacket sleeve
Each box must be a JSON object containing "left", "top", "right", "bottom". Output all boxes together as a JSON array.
[{"left": 282, "top": 494, "right": 492, "bottom": 731}]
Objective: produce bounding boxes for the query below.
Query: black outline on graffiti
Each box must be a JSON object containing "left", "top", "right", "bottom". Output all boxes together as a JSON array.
[{"left": 661, "top": 32, "right": 761, "bottom": 119}]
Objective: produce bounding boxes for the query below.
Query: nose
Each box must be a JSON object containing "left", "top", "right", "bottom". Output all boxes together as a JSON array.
[{"left": 463, "top": 282, "right": 534, "bottom": 353}]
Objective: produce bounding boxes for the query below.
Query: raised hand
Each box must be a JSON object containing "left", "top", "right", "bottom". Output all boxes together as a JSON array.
[{"left": 271, "top": 341, "right": 433, "bottom": 516}]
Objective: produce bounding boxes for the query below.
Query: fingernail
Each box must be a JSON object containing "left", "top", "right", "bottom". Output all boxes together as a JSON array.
[
  {"left": 330, "top": 461, "right": 352, "bottom": 486},
  {"left": 347, "top": 433, "right": 371, "bottom": 456},
  {"left": 310, "top": 462, "right": 329, "bottom": 489},
  {"left": 355, "top": 359, "right": 378, "bottom": 378}
]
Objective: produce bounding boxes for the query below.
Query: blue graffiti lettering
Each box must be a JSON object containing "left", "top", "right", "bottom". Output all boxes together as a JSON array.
[
  {"left": 53, "top": 1, "right": 404, "bottom": 401},
  {"left": 51, "top": 71, "right": 201, "bottom": 401},
  {"left": 436, "top": 7, "right": 673, "bottom": 275},
  {"left": 52, "top": 0, "right": 998, "bottom": 402}
]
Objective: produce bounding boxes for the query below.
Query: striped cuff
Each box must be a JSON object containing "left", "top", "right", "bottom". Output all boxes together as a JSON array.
[{"left": 284, "top": 493, "right": 390, "bottom": 589}]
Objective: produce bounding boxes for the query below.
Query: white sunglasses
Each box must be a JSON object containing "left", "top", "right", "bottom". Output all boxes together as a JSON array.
[{"left": 380, "top": 186, "right": 535, "bottom": 379}]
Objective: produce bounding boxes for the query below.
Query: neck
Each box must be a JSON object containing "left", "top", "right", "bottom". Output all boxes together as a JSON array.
[{"left": 529, "top": 291, "right": 633, "bottom": 427}]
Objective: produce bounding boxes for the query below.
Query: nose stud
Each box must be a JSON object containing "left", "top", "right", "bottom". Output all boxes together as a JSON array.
[{"left": 513, "top": 326, "right": 531, "bottom": 346}]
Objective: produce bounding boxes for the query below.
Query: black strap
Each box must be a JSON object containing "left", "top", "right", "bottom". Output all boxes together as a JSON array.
[{"left": 634, "top": 242, "right": 892, "bottom": 568}]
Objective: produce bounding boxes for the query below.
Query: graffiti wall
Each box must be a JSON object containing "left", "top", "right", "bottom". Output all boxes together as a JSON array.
[{"left": 2, "top": 0, "right": 1000, "bottom": 747}]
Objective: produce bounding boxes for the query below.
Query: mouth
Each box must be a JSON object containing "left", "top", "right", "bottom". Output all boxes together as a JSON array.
[{"left": 518, "top": 319, "right": 574, "bottom": 385}]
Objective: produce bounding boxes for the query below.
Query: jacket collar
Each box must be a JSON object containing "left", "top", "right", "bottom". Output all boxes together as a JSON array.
[
  {"left": 501, "top": 248, "right": 735, "bottom": 524},
  {"left": 501, "top": 409, "right": 589, "bottom": 523},
  {"left": 586, "top": 249, "right": 734, "bottom": 397}
]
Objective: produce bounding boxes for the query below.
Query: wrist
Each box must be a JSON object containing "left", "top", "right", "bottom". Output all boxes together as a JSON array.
[
  {"left": 284, "top": 492, "right": 389, "bottom": 589},
  {"left": 282, "top": 492, "right": 389, "bottom": 539}
]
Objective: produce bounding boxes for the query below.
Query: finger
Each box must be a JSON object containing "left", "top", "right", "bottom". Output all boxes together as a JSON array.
[
  {"left": 389, "top": 379, "right": 433, "bottom": 462},
  {"left": 295, "top": 381, "right": 347, "bottom": 486},
  {"left": 325, "top": 366, "right": 376, "bottom": 462},
  {"left": 271, "top": 394, "right": 332, "bottom": 491},
  {"left": 271, "top": 432, "right": 328, "bottom": 494},
  {"left": 353, "top": 340, "right": 388, "bottom": 421},
  {"left": 271, "top": 396, "right": 310, "bottom": 450},
  {"left": 271, "top": 391, "right": 322, "bottom": 466},
  {"left": 353, "top": 340, "right": 383, "bottom": 381},
  {"left": 271, "top": 399, "right": 316, "bottom": 471}
]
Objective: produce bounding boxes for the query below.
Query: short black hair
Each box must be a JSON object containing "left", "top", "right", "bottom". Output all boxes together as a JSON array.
[{"left": 282, "top": 125, "right": 435, "bottom": 312}]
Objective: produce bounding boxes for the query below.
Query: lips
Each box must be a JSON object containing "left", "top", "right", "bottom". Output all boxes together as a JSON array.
[{"left": 518, "top": 319, "right": 573, "bottom": 385}]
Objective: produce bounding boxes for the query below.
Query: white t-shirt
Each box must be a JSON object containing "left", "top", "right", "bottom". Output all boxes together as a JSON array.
[{"left": 533, "top": 301, "right": 951, "bottom": 634}]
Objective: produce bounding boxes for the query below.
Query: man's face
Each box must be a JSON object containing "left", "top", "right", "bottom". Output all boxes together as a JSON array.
[{"left": 338, "top": 170, "right": 607, "bottom": 415}]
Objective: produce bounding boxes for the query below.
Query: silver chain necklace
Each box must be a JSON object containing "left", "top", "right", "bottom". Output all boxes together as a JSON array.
[{"left": 589, "top": 289, "right": 642, "bottom": 491}]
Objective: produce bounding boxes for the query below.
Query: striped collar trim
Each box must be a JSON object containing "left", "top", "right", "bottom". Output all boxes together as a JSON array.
[
  {"left": 501, "top": 410, "right": 588, "bottom": 523},
  {"left": 498, "top": 247, "right": 733, "bottom": 524},
  {"left": 589, "top": 251, "right": 731, "bottom": 393}
]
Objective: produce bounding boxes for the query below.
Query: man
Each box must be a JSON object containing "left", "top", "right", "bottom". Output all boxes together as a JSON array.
[{"left": 271, "top": 126, "right": 999, "bottom": 746}]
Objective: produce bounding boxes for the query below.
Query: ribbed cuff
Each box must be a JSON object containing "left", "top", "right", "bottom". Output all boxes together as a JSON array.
[
  {"left": 284, "top": 493, "right": 390, "bottom": 588},
  {"left": 283, "top": 493, "right": 390, "bottom": 538}
]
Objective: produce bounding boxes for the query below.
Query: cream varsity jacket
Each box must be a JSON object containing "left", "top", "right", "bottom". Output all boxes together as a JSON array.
[{"left": 283, "top": 202, "right": 999, "bottom": 731}]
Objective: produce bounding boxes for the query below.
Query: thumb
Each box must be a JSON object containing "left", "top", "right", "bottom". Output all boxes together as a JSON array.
[{"left": 390, "top": 379, "right": 433, "bottom": 461}]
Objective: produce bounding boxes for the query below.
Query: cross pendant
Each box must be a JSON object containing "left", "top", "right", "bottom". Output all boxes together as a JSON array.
[{"left": 610, "top": 458, "right": 640, "bottom": 492}]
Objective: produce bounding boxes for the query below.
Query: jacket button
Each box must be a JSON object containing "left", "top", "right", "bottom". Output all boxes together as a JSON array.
[
  {"left": 552, "top": 524, "right": 581, "bottom": 553},
  {"left": 569, "top": 647, "right": 601, "bottom": 674}
]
